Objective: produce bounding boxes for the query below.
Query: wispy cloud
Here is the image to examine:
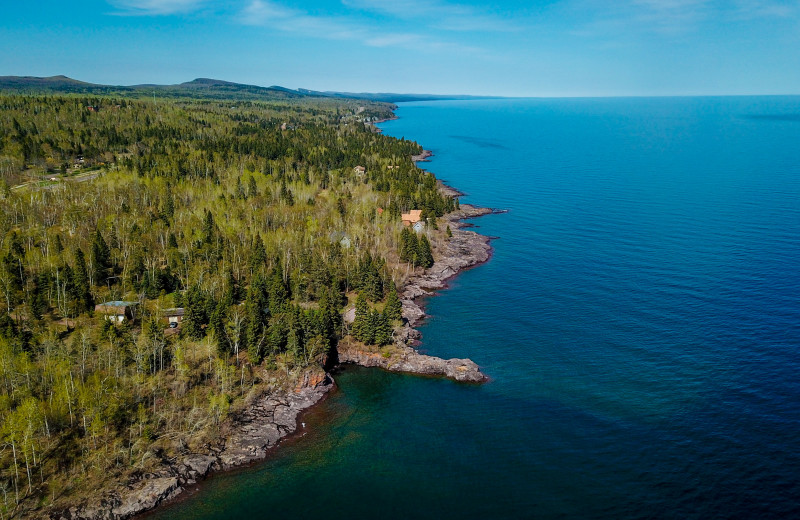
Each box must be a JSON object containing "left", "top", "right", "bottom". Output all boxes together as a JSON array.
[
  {"left": 240, "top": 0, "right": 353, "bottom": 39},
  {"left": 729, "top": 0, "right": 800, "bottom": 20},
  {"left": 570, "top": 0, "right": 800, "bottom": 37},
  {"left": 342, "top": 0, "right": 520, "bottom": 31},
  {"left": 108, "top": 0, "right": 207, "bottom": 15},
  {"left": 239, "top": 0, "right": 484, "bottom": 52}
]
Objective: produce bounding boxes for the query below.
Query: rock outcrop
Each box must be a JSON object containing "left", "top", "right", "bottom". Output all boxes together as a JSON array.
[
  {"left": 337, "top": 342, "right": 486, "bottom": 382},
  {"left": 49, "top": 369, "right": 333, "bottom": 520}
]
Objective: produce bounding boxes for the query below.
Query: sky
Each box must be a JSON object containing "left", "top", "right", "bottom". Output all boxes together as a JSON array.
[{"left": 2, "top": 0, "right": 800, "bottom": 96}]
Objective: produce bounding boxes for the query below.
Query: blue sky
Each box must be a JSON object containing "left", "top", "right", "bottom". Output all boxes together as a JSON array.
[{"left": 2, "top": 0, "right": 800, "bottom": 96}]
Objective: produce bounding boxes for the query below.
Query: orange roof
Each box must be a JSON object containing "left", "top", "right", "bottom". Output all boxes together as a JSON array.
[{"left": 401, "top": 209, "right": 423, "bottom": 223}]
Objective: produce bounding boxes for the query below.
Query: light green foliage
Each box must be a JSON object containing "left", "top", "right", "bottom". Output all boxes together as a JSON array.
[{"left": 0, "top": 91, "right": 454, "bottom": 515}]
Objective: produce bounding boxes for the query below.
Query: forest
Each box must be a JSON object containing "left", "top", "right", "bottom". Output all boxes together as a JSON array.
[{"left": 0, "top": 91, "right": 456, "bottom": 517}]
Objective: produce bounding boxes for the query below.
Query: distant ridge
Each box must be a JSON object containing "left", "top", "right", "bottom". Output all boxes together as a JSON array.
[
  {"left": 296, "top": 88, "right": 501, "bottom": 103},
  {"left": 0, "top": 75, "right": 492, "bottom": 103}
]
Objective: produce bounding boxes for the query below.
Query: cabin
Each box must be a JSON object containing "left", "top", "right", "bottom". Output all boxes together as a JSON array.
[
  {"left": 413, "top": 221, "right": 425, "bottom": 233},
  {"left": 354, "top": 165, "right": 366, "bottom": 175},
  {"left": 329, "top": 231, "right": 352, "bottom": 249},
  {"left": 86, "top": 105, "right": 99, "bottom": 112},
  {"left": 95, "top": 301, "right": 139, "bottom": 323},
  {"left": 162, "top": 308, "right": 185, "bottom": 325},
  {"left": 401, "top": 209, "right": 423, "bottom": 227}
]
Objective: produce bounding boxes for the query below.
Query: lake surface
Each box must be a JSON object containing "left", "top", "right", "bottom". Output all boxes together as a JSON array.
[{"left": 152, "top": 97, "right": 800, "bottom": 519}]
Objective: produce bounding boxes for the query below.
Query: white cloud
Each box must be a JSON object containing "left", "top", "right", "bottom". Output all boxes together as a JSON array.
[
  {"left": 239, "top": 0, "right": 485, "bottom": 52},
  {"left": 108, "top": 0, "right": 207, "bottom": 15},
  {"left": 342, "top": 0, "right": 520, "bottom": 31}
]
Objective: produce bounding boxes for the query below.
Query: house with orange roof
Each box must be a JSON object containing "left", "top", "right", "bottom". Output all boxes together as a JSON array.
[{"left": 401, "top": 209, "right": 423, "bottom": 227}]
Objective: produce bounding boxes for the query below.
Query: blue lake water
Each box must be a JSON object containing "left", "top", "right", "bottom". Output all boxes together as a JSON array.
[{"left": 151, "top": 97, "right": 800, "bottom": 519}]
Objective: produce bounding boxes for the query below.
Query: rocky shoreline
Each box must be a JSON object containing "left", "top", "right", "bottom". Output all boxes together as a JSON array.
[
  {"left": 49, "top": 152, "right": 495, "bottom": 520},
  {"left": 51, "top": 370, "right": 333, "bottom": 520}
]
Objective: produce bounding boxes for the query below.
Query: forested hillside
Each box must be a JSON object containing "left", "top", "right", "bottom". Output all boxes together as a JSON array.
[{"left": 0, "top": 92, "right": 455, "bottom": 517}]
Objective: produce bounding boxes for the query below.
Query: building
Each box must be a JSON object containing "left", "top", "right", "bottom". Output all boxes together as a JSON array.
[
  {"left": 413, "top": 221, "right": 425, "bottom": 233},
  {"left": 401, "top": 209, "right": 423, "bottom": 227},
  {"left": 329, "top": 231, "right": 352, "bottom": 249},
  {"left": 95, "top": 301, "right": 139, "bottom": 323},
  {"left": 162, "top": 308, "right": 185, "bottom": 325},
  {"left": 354, "top": 165, "right": 366, "bottom": 175}
]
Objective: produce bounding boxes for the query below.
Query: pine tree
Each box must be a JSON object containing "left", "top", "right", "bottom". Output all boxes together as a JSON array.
[
  {"left": 210, "top": 300, "right": 228, "bottom": 356},
  {"left": 182, "top": 286, "right": 207, "bottom": 340},
  {"left": 372, "top": 310, "right": 393, "bottom": 346},
  {"left": 244, "top": 282, "right": 267, "bottom": 361},
  {"left": 417, "top": 235, "right": 434, "bottom": 268},
  {"left": 384, "top": 286, "right": 403, "bottom": 322},
  {"left": 202, "top": 210, "right": 215, "bottom": 244},
  {"left": 72, "top": 249, "right": 93, "bottom": 313},
  {"left": 352, "top": 292, "right": 370, "bottom": 343},
  {"left": 29, "top": 274, "right": 48, "bottom": 320},
  {"left": 250, "top": 234, "right": 266, "bottom": 273},
  {"left": 90, "top": 229, "right": 111, "bottom": 286},
  {"left": 248, "top": 175, "right": 259, "bottom": 198}
]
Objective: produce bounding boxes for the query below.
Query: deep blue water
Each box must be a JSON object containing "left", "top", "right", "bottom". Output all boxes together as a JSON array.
[{"left": 152, "top": 97, "right": 800, "bottom": 519}]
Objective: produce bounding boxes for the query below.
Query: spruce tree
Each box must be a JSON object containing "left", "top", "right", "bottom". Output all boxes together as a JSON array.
[
  {"left": 250, "top": 234, "right": 266, "bottom": 273},
  {"left": 418, "top": 235, "right": 434, "bottom": 268},
  {"left": 372, "top": 310, "right": 393, "bottom": 346},
  {"left": 90, "top": 229, "right": 111, "bottom": 286},
  {"left": 202, "top": 210, "right": 215, "bottom": 245},
  {"left": 352, "top": 292, "right": 370, "bottom": 343},
  {"left": 72, "top": 249, "right": 93, "bottom": 313},
  {"left": 384, "top": 286, "right": 403, "bottom": 322}
]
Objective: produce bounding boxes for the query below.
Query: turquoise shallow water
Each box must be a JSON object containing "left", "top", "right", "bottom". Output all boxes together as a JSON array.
[{"left": 151, "top": 97, "right": 800, "bottom": 519}]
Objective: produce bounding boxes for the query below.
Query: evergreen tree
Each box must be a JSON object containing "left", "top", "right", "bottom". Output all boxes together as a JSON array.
[
  {"left": 182, "top": 286, "right": 207, "bottom": 340},
  {"left": 162, "top": 192, "right": 175, "bottom": 221},
  {"left": 202, "top": 209, "right": 215, "bottom": 244},
  {"left": 384, "top": 286, "right": 403, "bottom": 322},
  {"left": 352, "top": 292, "right": 370, "bottom": 343},
  {"left": 248, "top": 175, "right": 259, "bottom": 198},
  {"left": 210, "top": 300, "right": 228, "bottom": 356},
  {"left": 244, "top": 278, "right": 268, "bottom": 362},
  {"left": 250, "top": 234, "right": 266, "bottom": 273},
  {"left": 72, "top": 249, "right": 93, "bottom": 314},
  {"left": 372, "top": 310, "right": 393, "bottom": 346},
  {"left": 29, "top": 274, "right": 48, "bottom": 320},
  {"left": 417, "top": 235, "right": 434, "bottom": 268},
  {"left": 90, "top": 229, "right": 111, "bottom": 286}
]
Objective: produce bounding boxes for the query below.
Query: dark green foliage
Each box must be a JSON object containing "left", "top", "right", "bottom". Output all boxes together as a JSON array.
[
  {"left": 202, "top": 210, "right": 215, "bottom": 245},
  {"left": 351, "top": 292, "right": 370, "bottom": 343},
  {"left": 384, "top": 286, "right": 403, "bottom": 322},
  {"left": 371, "top": 310, "right": 393, "bottom": 346},
  {"left": 250, "top": 234, "right": 266, "bottom": 273},
  {"left": 182, "top": 285, "right": 207, "bottom": 339},
  {"left": 417, "top": 235, "right": 434, "bottom": 268},
  {"left": 400, "top": 227, "right": 433, "bottom": 268},
  {"left": 352, "top": 252, "right": 386, "bottom": 301},
  {"left": 72, "top": 249, "right": 94, "bottom": 314},
  {"left": 90, "top": 229, "right": 112, "bottom": 286}
]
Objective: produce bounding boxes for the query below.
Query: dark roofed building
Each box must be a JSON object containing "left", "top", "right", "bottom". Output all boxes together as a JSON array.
[{"left": 95, "top": 301, "right": 139, "bottom": 323}]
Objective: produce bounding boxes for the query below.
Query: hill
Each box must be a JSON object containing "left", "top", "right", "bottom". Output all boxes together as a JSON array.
[{"left": 0, "top": 75, "right": 495, "bottom": 103}]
